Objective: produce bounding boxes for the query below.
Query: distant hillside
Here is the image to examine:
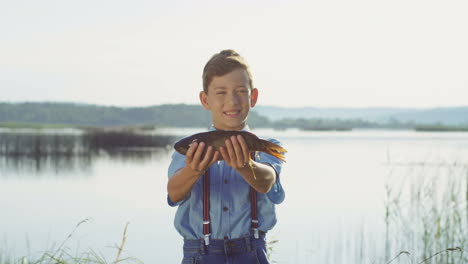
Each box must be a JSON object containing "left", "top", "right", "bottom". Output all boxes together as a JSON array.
[
  {"left": 0, "top": 102, "right": 270, "bottom": 128},
  {"left": 390, "top": 107, "right": 468, "bottom": 125},
  {"left": 1, "top": 102, "right": 467, "bottom": 129},
  {"left": 253, "top": 105, "right": 468, "bottom": 125}
]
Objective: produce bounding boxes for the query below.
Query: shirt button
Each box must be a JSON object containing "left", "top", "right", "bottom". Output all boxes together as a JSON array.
[
  {"left": 224, "top": 179, "right": 228, "bottom": 184},
  {"left": 223, "top": 206, "right": 228, "bottom": 211}
]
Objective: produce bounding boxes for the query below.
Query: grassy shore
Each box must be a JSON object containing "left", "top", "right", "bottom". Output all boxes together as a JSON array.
[
  {"left": 0, "top": 221, "right": 143, "bottom": 264},
  {"left": 0, "top": 122, "right": 161, "bottom": 131},
  {"left": 0, "top": 122, "right": 78, "bottom": 129},
  {"left": 415, "top": 124, "right": 468, "bottom": 132}
]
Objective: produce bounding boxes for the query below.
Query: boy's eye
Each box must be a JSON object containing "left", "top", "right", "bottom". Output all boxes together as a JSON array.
[{"left": 216, "top": 92, "right": 226, "bottom": 95}]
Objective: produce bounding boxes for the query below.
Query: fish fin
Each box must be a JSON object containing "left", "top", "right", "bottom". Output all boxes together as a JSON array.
[
  {"left": 248, "top": 159, "right": 257, "bottom": 180},
  {"left": 259, "top": 139, "right": 287, "bottom": 162}
]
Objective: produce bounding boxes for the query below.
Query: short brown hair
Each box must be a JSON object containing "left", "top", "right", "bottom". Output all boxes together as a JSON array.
[{"left": 202, "top": 49, "right": 253, "bottom": 93}]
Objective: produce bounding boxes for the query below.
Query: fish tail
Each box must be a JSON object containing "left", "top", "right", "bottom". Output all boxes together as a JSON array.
[{"left": 258, "top": 139, "right": 287, "bottom": 162}]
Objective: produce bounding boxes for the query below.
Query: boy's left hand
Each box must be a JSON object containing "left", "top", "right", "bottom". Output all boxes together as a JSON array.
[{"left": 219, "top": 135, "right": 251, "bottom": 171}]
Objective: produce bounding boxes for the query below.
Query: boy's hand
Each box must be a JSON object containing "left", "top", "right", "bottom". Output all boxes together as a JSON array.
[
  {"left": 220, "top": 135, "right": 251, "bottom": 171},
  {"left": 185, "top": 142, "right": 219, "bottom": 176}
]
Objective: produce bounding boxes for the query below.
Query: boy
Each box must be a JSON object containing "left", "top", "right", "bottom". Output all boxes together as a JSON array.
[{"left": 167, "top": 49, "right": 285, "bottom": 264}]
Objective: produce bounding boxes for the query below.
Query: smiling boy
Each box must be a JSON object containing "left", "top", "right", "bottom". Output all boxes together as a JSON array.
[{"left": 167, "top": 50, "right": 285, "bottom": 264}]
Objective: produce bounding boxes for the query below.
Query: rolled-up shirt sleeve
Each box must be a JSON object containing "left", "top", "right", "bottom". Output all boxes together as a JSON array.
[
  {"left": 256, "top": 138, "right": 286, "bottom": 204},
  {"left": 167, "top": 151, "right": 188, "bottom": 207}
]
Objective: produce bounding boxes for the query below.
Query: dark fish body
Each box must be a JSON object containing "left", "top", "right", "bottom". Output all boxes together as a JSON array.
[{"left": 174, "top": 130, "right": 286, "bottom": 162}]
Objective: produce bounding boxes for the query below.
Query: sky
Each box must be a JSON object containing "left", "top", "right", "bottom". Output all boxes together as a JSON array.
[{"left": 1, "top": 0, "right": 467, "bottom": 108}]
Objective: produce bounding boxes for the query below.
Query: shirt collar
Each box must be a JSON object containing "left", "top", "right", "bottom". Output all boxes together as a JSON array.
[{"left": 208, "top": 124, "right": 251, "bottom": 132}]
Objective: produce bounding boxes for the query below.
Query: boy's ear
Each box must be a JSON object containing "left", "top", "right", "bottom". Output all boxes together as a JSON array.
[
  {"left": 199, "top": 91, "right": 211, "bottom": 110},
  {"left": 250, "top": 88, "right": 259, "bottom": 108}
]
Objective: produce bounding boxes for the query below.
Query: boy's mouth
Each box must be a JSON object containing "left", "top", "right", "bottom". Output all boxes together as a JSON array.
[{"left": 223, "top": 110, "right": 241, "bottom": 117}]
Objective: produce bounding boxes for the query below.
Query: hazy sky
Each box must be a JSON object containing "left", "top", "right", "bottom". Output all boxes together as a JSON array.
[{"left": 1, "top": 0, "right": 467, "bottom": 108}]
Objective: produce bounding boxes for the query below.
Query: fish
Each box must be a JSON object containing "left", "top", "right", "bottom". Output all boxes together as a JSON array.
[
  {"left": 174, "top": 130, "right": 286, "bottom": 161},
  {"left": 174, "top": 130, "right": 287, "bottom": 179}
]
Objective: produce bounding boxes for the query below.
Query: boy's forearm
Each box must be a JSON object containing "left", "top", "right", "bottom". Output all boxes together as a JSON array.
[
  {"left": 237, "top": 161, "right": 276, "bottom": 193},
  {"left": 167, "top": 166, "right": 203, "bottom": 203},
  {"left": 168, "top": 159, "right": 276, "bottom": 202}
]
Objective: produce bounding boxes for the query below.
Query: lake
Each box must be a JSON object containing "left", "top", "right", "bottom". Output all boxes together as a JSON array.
[{"left": 1, "top": 128, "right": 467, "bottom": 263}]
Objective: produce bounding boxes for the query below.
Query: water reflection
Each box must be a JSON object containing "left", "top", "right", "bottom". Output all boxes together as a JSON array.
[
  {"left": 0, "top": 153, "right": 93, "bottom": 178},
  {"left": 0, "top": 130, "right": 176, "bottom": 177},
  {"left": 0, "top": 132, "right": 85, "bottom": 155}
]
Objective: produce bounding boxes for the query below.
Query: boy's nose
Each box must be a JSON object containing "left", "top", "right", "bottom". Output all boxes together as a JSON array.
[{"left": 226, "top": 93, "right": 240, "bottom": 105}]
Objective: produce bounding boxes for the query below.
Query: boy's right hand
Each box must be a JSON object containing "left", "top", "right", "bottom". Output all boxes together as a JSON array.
[{"left": 185, "top": 142, "right": 219, "bottom": 176}]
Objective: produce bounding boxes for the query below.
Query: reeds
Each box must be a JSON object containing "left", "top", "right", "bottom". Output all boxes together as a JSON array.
[
  {"left": 383, "top": 159, "right": 468, "bottom": 263},
  {"left": 0, "top": 130, "right": 176, "bottom": 156},
  {"left": 0, "top": 132, "right": 82, "bottom": 156},
  {"left": 0, "top": 130, "right": 176, "bottom": 176},
  {"left": 84, "top": 130, "right": 175, "bottom": 150},
  {"left": 0, "top": 220, "right": 142, "bottom": 264}
]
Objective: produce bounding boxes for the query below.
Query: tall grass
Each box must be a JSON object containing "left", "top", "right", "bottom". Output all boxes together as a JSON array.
[
  {"left": 384, "top": 160, "right": 468, "bottom": 263},
  {"left": 272, "top": 157, "right": 468, "bottom": 264},
  {"left": 0, "top": 220, "right": 142, "bottom": 264}
]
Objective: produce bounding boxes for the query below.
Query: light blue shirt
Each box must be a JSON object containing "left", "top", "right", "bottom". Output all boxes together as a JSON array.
[{"left": 167, "top": 126, "right": 285, "bottom": 240}]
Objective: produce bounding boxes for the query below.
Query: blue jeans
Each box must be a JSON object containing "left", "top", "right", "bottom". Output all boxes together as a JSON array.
[{"left": 181, "top": 233, "right": 270, "bottom": 264}]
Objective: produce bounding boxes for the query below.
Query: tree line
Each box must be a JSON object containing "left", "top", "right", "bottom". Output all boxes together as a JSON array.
[
  {"left": 0, "top": 102, "right": 462, "bottom": 130},
  {"left": 0, "top": 102, "right": 269, "bottom": 128}
]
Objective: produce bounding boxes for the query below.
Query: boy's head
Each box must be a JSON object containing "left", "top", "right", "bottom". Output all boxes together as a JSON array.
[
  {"left": 202, "top": 49, "right": 254, "bottom": 94},
  {"left": 200, "top": 49, "right": 258, "bottom": 131}
]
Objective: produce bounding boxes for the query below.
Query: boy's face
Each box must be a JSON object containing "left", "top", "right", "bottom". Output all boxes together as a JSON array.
[{"left": 200, "top": 69, "right": 258, "bottom": 131}]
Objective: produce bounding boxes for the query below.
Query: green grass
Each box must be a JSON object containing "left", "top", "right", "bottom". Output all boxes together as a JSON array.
[
  {"left": 415, "top": 125, "right": 468, "bottom": 132},
  {"left": 382, "top": 160, "right": 468, "bottom": 263},
  {"left": 0, "top": 122, "right": 166, "bottom": 131},
  {"left": 0, "top": 221, "right": 142, "bottom": 264},
  {"left": 0, "top": 122, "right": 78, "bottom": 129}
]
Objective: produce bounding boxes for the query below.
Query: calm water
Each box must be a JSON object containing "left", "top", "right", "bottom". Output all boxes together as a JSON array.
[{"left": 1, "top": 128, "right": 467, "bottom": 263}]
